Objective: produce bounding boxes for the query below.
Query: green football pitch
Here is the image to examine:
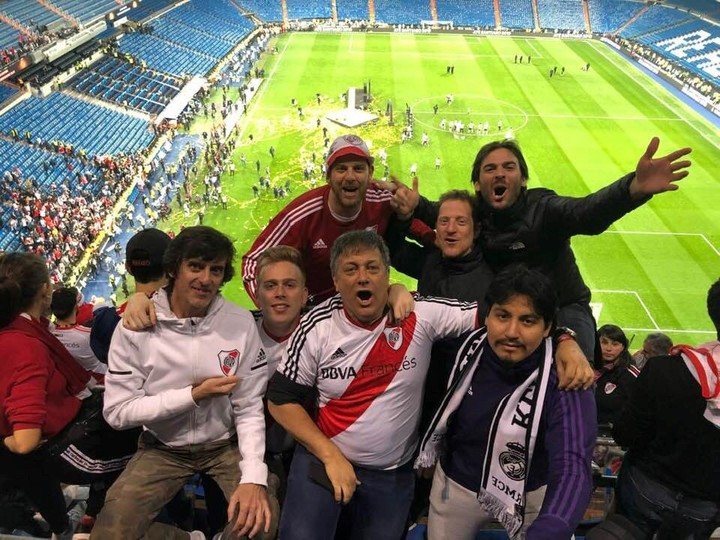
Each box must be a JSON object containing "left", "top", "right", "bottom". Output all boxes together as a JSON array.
[{"left": 173, "top": 32, "right": 720, "bottom": 346}]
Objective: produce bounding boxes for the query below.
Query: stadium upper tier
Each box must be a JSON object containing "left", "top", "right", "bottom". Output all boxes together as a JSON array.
[
  {"left": 0, "top": 0, "right": 59, "bottom": 29},
  {"left": 499, "top": 0, "right": 535, "bottom": 29},
  {"left": 538, "top": 0, "right": 585, "bottom": 31},
  {"left": 618, "top": 4, "right": 695, "bottom": 39},
  {"left": 665, "top": 0, "right": 720, "bottom": 20},
  {"left": 67, "top": 56, "right": 183, "bottom": 115},
  {"left": 438, "top": 0, "right": 495, "bottom": 27},
  {"left": 52, "top": 0, "right": 119, "bottom": 24},
  {"left": 374, "top": 0, "right": 431, "bottom": 25},
  {"left": 0, "top": 93, "right": 153, "bottom": 156},
  {"left": 237, "top": 0, "right": 283, "bottom": 22},
  {"left": 588, "top": 0, "right": 645, "bottom": 34}
]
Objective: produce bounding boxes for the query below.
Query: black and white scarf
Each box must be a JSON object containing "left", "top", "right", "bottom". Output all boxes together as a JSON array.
[{"left": 415, "top": 329, "right": 553, "bottom": 539}]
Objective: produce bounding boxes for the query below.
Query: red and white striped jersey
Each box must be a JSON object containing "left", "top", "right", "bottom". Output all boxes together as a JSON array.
[{"left": 277, "top": 295, "right": 478, "bottom": 469}]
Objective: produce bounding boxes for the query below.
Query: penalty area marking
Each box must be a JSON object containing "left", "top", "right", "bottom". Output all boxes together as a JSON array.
[{"left": 605, "top": 230, "right": 720, "bottom": 258}]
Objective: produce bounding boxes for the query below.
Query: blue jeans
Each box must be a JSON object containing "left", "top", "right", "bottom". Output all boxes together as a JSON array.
[
  {"left": 278, "top": 444, "right": 415, "bottom": 540},
  {"left": 616, "top": 460, "right": 720, "bottom": 539}
]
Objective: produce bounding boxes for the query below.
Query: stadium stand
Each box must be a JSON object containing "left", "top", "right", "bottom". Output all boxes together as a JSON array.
[
  {"left": 286, "top": 0, "right": 332, "bottom": 20},
  {"left": 632, "top": 17, "right": 720, "bottom": 87},
  {"left": 374, "top": 0, "right": 431, "bottom": 25},
  {"left": 51, "top": 0, "right": 119, "bottom": 25},
  {"left": 237, "top": 0, "right": 284, "bottom": 22},
  {"left": 618, "top": 4, "right": 695, "bottom": 39},
  {"left": 0, "top": 83, "right": 17, "bottom": 102},
  {"left": 118, "top": 32, "right": 218, "bottom": 77},
  {"left": 0, "top": 138, "right": 108, "bottom": 250},
  {"left": 0, "top": 92, "right": 153, "bottom": 156},
  {"left": 438, "top": 0, "right": 496, "bottom": 27},
  {"left": 499, "top": 0, "right": 535, "bottom": 29},
  {"left": 117, "top": 0, "right": 253, "bottom": 77},
  {"left": 0, "top": 0, "right": 60, "bottom": 30},
  {"left": 537, "top": 0, "right": 586, "bottom": 31},
  {"left": 67, "top": 55, "right": 182, "bottom": 115},
  {"left": 587, "top": 0, "right": 645, "bottom": 34},
  {"left": 336, "top": 0, "right": 369, "bottom": 21},
  {"left": 124, "top": 0, "right": 174, "bottom": 22},
  {"left": 0, "top": 21, "right": 18, "bottom": 50},
  {"left": 665, "top": 0, "right": 720, "bottom": 21}
]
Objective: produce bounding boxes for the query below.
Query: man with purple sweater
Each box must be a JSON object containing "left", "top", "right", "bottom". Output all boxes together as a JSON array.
[{"left": 415, "top": 266, "right": 596, "bottom": 540}]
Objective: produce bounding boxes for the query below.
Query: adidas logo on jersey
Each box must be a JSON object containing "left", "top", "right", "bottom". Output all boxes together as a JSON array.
[
  {"left": 313, "top": 239, "right": 327, "bottom": 249},
  {"left": 251, "top": 348, "right": 268, "bottom": 371},
  {"left": 330, "top": 347, "right": 346, "bottom": 360}
]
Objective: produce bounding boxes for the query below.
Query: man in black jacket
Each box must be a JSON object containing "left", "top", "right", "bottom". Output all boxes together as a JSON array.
[
  {"left": 388, "top": 137, "right": 691, "bottom": 358},
  {"left": 612, "top": 278, "right": 720, "bottom": 539}
]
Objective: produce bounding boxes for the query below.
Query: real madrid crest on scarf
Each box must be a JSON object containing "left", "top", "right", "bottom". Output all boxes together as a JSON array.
[{"left": 500, "top": 442, "right": 526, "bottom": 482}]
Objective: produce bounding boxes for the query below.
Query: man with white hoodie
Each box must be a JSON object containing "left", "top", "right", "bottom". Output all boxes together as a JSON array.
[
  {"left": 94, "top": 226, "right": 275, "bottom": 540},
  {"left": 613, "top": 278, "right": 720, "bottom": 539}
]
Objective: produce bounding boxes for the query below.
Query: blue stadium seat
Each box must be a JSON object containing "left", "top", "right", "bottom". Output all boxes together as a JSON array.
[
  {"left": 537, "top": 0, "right": 586, "bottom": 31},
  {"left": 499, "top": 0, "right": 535, "bottom": 29},
  {"left": 438, "top": 0, "right": 496, "bottom": 27},
  {"left": 374, "top": 0, "right": 431, "bottom": 25},
  {"left": 587, "top": 0, "right": 645, "bottom": 34}
]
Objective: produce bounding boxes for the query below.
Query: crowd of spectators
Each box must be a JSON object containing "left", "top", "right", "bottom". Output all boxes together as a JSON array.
[
  {"left": 1, "top": 25, "right": 79, "bottom": 66},
  {"left": 0, "top": 152, "right": 147, "bottom": 285},
  {"left": 614, "top": 37, "right": 719, "bottom": 104}
]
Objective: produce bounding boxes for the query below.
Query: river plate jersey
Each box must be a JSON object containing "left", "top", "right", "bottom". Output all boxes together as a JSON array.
[{"left": 278, "top": 295, "right": 477, "bottom": 469}]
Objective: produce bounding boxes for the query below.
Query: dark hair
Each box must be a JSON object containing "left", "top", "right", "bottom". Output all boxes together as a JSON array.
[
  {"left": 256, "top": 246, "right": 306, "bottom": 287},
  {"left": 163, "top": 226, "right": 236, "bottom": 288},
  {"left": 596, "top": 324, "right": 632, "bottom": 369},
  {"left": 484, "top": 265, "right": 557, "bottom": 326},
  {"left": 0, "top": 252, "right": 50, "bottom": 328},
  {"left": 470, "top": 139, "right": 530, "bottom": 186},
  {"left": 131, "top": 261, "right": 166, "bottom": 284},
  {"left": 51, "top": 286, "right": 79, "bottom": 320},
  {"left": 330, "top": 230, "right": 390, "bottom": 277},
  {"left": 642, "top": 332, "right": 673, "bottom": 358},
  {"left": 708, "top": 278, "right": 720, "bottom": 339}
]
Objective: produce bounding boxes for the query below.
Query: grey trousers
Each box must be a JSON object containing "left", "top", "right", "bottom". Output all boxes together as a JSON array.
[{"left": 427, "top": 463, "right": 546, "bottom": 540}]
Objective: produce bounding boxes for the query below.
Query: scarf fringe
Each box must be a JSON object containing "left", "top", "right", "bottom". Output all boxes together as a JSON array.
[{"left": 478, "top": 489, "right": 523, "bottom": 539}]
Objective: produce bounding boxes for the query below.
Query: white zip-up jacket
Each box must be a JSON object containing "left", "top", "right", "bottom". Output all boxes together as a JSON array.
[{"left": 104, "top": 288, "right": 269, "bottom": 485}]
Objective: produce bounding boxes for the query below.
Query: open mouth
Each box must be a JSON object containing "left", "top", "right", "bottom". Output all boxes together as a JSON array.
[
  {"left": 356, "top": 290, "right": 373, "bottom": 306},
  {"left": 493, "top": 185, "right": 507, "bottom": 197}
]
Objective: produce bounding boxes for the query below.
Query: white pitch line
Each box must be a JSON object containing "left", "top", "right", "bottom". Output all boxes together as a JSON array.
[
  {"left": 524, "top": 38, "right": 542, "bottom": 58},
  {"left": 623, "top": 327, "right": 716, "bottom": 335},
  {"left": 605, "top": 230, "right": 720, "bottom": 257},
  {"left": 410, "top": 110, "right": 681, "bottom": 122},
  {"left": 235, "top": 34, "right": 292, "bottom": 141},
  {"left": 593, "top": 289, "right": 660, "bottom": 330},
  {"left": 588, "top": 41, "right": 720, "bottom": 150}
]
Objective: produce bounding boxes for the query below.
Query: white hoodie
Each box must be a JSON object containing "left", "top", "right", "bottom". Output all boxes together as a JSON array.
[{"left": 104, "top": 288, "right": 269, "bottom": 485}]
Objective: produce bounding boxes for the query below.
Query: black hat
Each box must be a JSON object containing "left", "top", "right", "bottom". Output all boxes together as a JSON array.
[{"left": 125, "top": 228, "right": 171, "bottom": 270}]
